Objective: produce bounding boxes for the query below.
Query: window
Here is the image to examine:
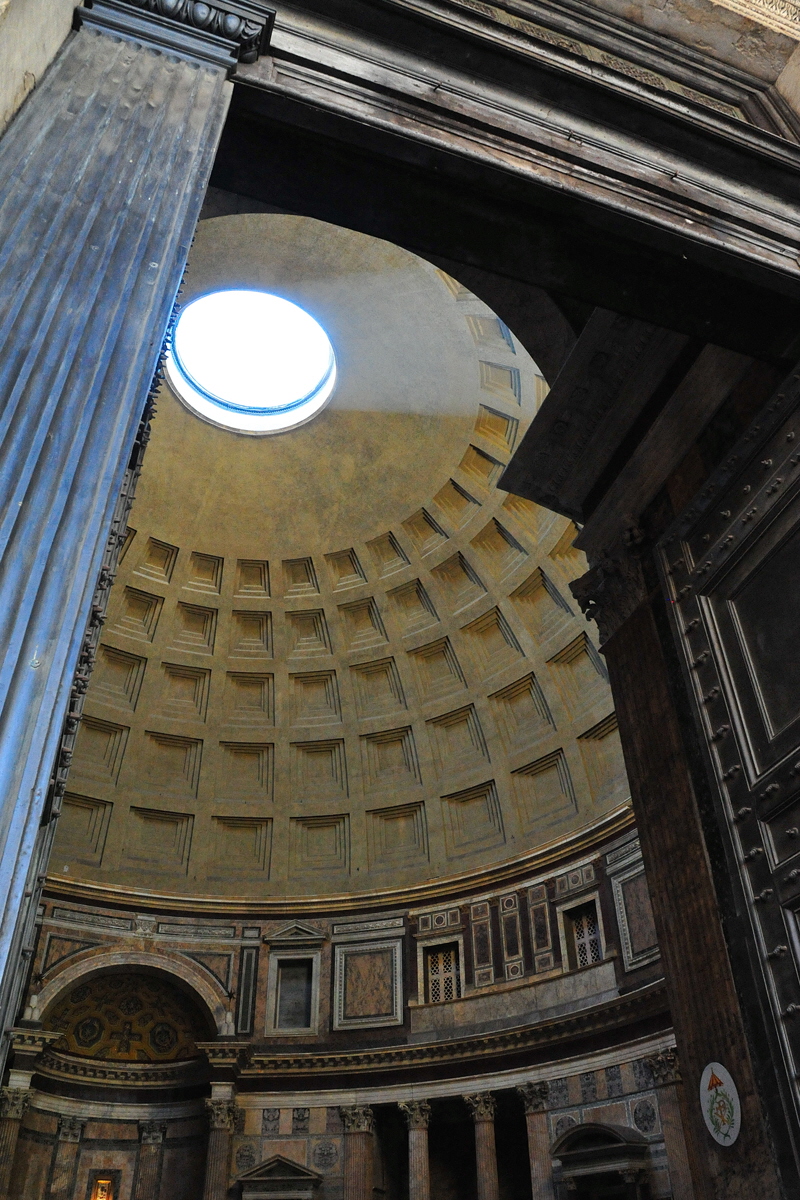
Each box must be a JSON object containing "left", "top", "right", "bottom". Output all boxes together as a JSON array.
[
  {"left": 425, "top": 942, "right": 462, "bottom": 1003},
  {"left": 564, "top": 901, "right": 603, "bottom": 970},
  {"left": 90, "top": 1179, "right": 115, "bottom": 1200},
  {"left": 166, "top": 289, "right": 336, "bottom": 434},
  {"left": 274, "top": 958, "right": 314, "bottom": 1029}
]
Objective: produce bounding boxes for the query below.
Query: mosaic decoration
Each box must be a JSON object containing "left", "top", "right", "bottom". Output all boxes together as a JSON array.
[{"left": 43, "top": 972, "right": 206, "bottom": 1061}]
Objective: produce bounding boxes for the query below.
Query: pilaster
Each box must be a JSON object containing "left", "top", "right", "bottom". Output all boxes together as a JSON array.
[
  {"left": 517, "top": 1083, "right": 555, "bottom": 1200},
  {"left": 0, "top": 1088, "right": 29, "bottom": 1200},
  {"left": 133, "top": 1120, "right": 166, "bottom": 1200},
  {"left": 49, "top": 1116, "right": 83, "bottom": 1200}
]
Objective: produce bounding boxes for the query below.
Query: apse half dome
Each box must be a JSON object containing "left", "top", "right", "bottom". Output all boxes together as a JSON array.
[{"left": 166, "top": 289, "right": 336, "bottom": 433}]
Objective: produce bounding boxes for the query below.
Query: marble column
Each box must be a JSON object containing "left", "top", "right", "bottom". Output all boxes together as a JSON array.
[
  {"left": 399, "top": 1100, "right": 431, "bottom": 1200},
  {"left": 202, "top": 1099, "right": 235, "bottom": 1200},
  {"left": 0, "top": 1087, "right": 28, "bottom": 1200},
  {"left": 339, "top": 1105, "right": 375, "bottom": 1200},
  {"left": 0, "top": 0, "right": 272, "bottom": 1052},
  {"left": 49, "top": 1117, "right": 83, "bottom": 1200},
  {"left": 644, "top": 1050, "right": 693, "bottom": 1200},
  {"left": 464, "top": 1093, "right": 499, "bottom": 1200},
  {"left": 133, "top": 1120, "right": 166, "bottom": 1200},
  {"left": 517, "top": 1083, "right": 555, "bottom": 1200}
]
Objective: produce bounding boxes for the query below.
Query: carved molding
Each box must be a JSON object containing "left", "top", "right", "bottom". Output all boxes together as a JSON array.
[
  {"left": 206, "top": 1098, "right": 236, "bottom": 1132},
  {"left": 709, "top": 0, "right": 800, "bottom": 39},
  {"left": 517, "top": 1081, "right": 549, "bottom": 1114},
  {"left": 399, "top": 1100, "right": 431, "bottom": 1130},
  {"left": 644, "top": 1048, "right": 681, "bottom": 1086},
  {"left": 464, "top": 1092, "right": 496, "bottom": 1122},
  {"left": 339, "top": 1105, "right": 375, "bottom": 1134},
  {"left": 122, "top": 0, "right": 275, "bottom": 62},
  {"left": 245, "top": 981, "right": 667, "bottom": 1078},
  {"left": 0, "top": 1089, "right": 29, "bottom": 1121}
]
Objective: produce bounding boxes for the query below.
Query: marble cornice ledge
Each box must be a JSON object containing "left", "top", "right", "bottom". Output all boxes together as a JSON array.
[
  {"left": 43, "top": 805, "right": 634, "bottom": 914},
  {"left": 198, "top": 981, "right": 668, "bottom": 1081}
]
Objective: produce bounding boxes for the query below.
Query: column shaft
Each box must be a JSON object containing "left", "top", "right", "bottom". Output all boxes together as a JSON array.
[
  {"left": 202, "top": 1101, "right": 235, "bottom": 1200},
  {"left": 464, "top": 1094, "right": 499, "bottom": 1200},
  {"left": 408, "top": 1128, "right": 430, "bottom": 1200},
  {"left": 0, "top": 8, "right": 232, "bottom": 1041}
]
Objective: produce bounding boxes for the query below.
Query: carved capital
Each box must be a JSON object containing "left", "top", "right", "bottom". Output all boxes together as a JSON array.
[
  {"left": 58, "top": 1115, "right": 83, "bottom": 1143},
  {"left": 464, "top": 1092, "right": 496, "bottom": 1122},
  {"left": 339, "top": 1105, "right": 374, "bottom": 1134},
  {"left": 570, "top": 544, "right": 648, "bottom": 647},
  {"left": 205, "top": 1098, "right": 236, "bottom": 1132},
  {"left": 644, "top": 1048, "right": 681, "bottom": 1086},
  {"left": 139, "top": 1120, "right": 166, "bottom": 1145},
  {"left": 398, "top": 1100, "right": 431, "bottom": 1130},
  {"left": 517, "top": 1081, "right": 549, "bottom": 1114},
  {"left": 0, "top": 1088, "right": 29, "bottom": 1121}
]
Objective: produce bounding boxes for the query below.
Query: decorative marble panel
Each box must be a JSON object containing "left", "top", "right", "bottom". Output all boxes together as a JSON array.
[{"left": 333, "top": 939, "right": 403, "bottom": 1028}]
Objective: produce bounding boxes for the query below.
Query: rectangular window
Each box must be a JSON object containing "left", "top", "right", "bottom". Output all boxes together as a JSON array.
[
  {"left": 565, "top": 901, "right": 602, "bottom": 970},
  {"left": 275, "top": 959, "right": 313, "bottom": 1029},
  {"left": 425, "top": 943, "right": 461, "bottom": 1003}
]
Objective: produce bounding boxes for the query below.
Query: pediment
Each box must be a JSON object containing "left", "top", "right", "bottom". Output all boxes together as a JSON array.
[
  {"left": 264, "top": 921, "right": 326, "bottom": 946},
  {"left": 238, "top": 1154, "right": 322, "bottom": 1191}
]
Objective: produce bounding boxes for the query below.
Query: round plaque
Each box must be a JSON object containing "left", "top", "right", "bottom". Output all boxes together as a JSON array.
[{"left": 700, "top": 1062, "right": 741, "bottom": 1145}]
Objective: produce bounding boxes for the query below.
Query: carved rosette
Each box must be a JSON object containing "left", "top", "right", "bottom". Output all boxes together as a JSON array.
[
  {"left": 58, "top": 1116, "right": 83, "bottom": 1143},
  {"left": 339, "top": 1105, "right": 375, "bottom": 1134},
  {"left": 464, "top": 1092, "right": 496, "bottom": 1122},
  {"left": 399, "top": 1100, "right": 431, "bottom": 1130},
  {"left": 0, "top": 1089, "right": 29, "bottom": 1121},
  {"left": 139, "top": 1120, "right": 166, "bottom": 1145},
  {"left": 516, "top": 1081, "right": 549, "bottom": 1114},
  {"left": 644, "top": 1048, "right": 681, "bottom": 1086},
  {"left": 205, "top": 1099, "right": 236, "bottom": 1132}
]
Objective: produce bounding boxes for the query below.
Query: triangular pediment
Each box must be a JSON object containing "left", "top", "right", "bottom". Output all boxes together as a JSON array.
[
  {"left": 238, "top": 1154, "right": 322, "bottom": 1181},
  {"left": 265, "top": 921, "right": 325, "bottom": 946}
]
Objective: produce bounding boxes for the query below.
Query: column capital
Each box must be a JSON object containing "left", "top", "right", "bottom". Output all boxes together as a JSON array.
[
  {"left": 517, "top": 1082, "right": 549, "bottom": 1114},
  {"left": 464, "top": 1092, "right": 496, "bottom": 1122},
  {"left": 205, "top": 1098, "right": 236, "bottom": 1132},
  {"left": 644, "top": 1048, "right": 681, "bottom": 1086},
  {"left": 139, "top": 1120, "right": 166, "bottom": 1144},
  {"left": 339, "top": 1104, "right": 375, "bottom": 1134},
  {"left": 399, "top": 1100, "right": 431, "bottom": 1130},
  {"left": 0, "top": 1088, "right": 29, "bottom": 1121},
  {"left": 58, "top": 1115, "right": 83, "bottom": 1143}
]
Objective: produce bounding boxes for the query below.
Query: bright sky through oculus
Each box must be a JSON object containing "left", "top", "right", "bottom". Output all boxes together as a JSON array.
[{"left": 167, "top": 289, "right": 336, "bottom": 433}]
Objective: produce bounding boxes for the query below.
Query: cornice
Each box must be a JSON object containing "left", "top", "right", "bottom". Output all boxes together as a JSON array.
[
  {"left": 44, "top": 805, "right": 634, "bottom": 914},
  {"left": 196, "top": 981, "right": 668, "bottom": 1079},
  {"left": 35, "top": 1047, "right": 207, "bottom": 1088}
]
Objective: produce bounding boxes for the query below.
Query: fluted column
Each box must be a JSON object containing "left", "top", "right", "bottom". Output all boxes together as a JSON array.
[
  {"left": 202, "top": 1099, "right": 235, "bottom": 1200},
  {"left": 644, "top": 1050, "right": 693, "bottom": 1199},
  {"left": 399, "top": 1100, "right": 431, "bottom": 1200},
  {"left": 133, "top": 1120, "right": 166, "bottom": 1200},
  {"left": 49, "top": 1117, "right": 83, "bottom": 1200},
  {"left": 0, "top": 0, "right": 273, "bottom": 1051},
  {"left": 0, "top": 1087, "right": 28, "bottom": 1200},
  {"left": 517, "top": 1082, "right": 555, "bottom": 1200},
  {"left": 464, "top": 1093, "right": 499, "bottom": 1200},
  {"left": 339, "top": 1105, "right": 375, "bottom": 1200}
]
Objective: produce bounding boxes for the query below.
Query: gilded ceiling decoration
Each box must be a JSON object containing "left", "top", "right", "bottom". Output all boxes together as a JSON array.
[{"left": 43, "top": 972, "right": 206, "bottom": 1061}]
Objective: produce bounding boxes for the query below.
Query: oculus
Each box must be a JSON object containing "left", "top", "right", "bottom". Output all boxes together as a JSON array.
[{"left": 167, "top": 289, "right": 336, "bottom": 434}]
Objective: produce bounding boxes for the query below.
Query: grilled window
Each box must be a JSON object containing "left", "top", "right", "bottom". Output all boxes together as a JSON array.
[
  {"left": 425, "top": 943, "right": 461, "bottom": 1003},
  {"left": 565, "top": 902, "right": 602, "bottom": 970}
]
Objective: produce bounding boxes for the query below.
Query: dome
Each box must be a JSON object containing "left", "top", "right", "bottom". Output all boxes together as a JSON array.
[{"left": 54, "top": 214, "right": 628, "bottom": 906}]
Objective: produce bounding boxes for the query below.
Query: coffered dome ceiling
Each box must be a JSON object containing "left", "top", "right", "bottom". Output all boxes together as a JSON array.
[{"left": 53, "top": 214, "right": 630, "bottom": 903}]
